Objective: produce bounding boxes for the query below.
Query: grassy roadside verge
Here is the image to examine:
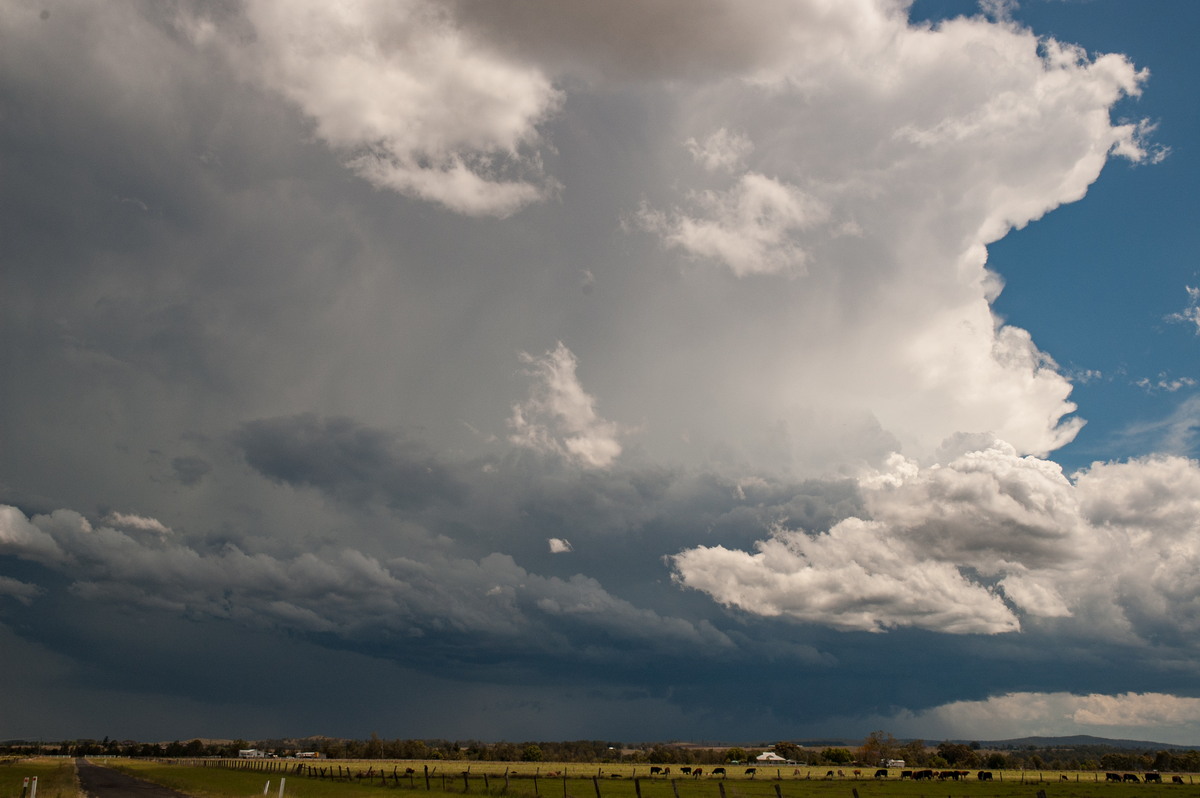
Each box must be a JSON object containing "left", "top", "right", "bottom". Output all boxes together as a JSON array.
[{"left": 0, "top": 757, "right": 80, "bottom": 798}]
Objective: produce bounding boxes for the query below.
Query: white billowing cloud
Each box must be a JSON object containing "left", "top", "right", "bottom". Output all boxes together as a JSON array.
[
  {"left": 509, "top": 343, "right": 623, "bottom": 468},
  {"left": 548, "top": 538, "right": 573, "bottom": 554},
  {"left": 671, "top": 517, "right": 1020, "bottom": 634},
  {"left": 210, "top": 0, "right": 561, "bottom": 216},
  {"left": 638, "top": 173, "right": 828, "bottom": 277},
  {"left": 880, "top": 691, "right": 1200, "bottom": 744},
  {"left": 623, "top": 4, "right": 1153, "bottom": 464},
  {"left": 673, "top": 441, "right": 1200, "bottom": 640}
]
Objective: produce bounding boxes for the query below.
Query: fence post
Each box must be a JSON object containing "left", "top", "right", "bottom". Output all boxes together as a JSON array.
[
  {"left": 671, "top": 779, "right": 680, "bottom": 798},
  {"left": 463, "top": 771, "right": 470, "bottom": 792},
  {"left": 279, "top": 777, "right": 286, "bottom": 797},
  {"left": 425, "top": 765, "right": 431, "bottom": 791},
  {"left": 718, "top": 781, "right": 726, "bottom": 798},
  {"left": 774, "top": 784, "right": 783, "bottom": 798},
  {"left": 593, "top": 775, "right": 602, "bottom": 798},
  {"left": 635, "top": 777, "right": 642, "bottom": 798}
]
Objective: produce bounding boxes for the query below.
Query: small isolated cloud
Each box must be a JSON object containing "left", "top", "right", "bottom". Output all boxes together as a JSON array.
[
  {"left": 638, "top": 173, "right": 828, "bottom": 277},
  {"left": 1166, "top": 285, "right": 1200, "bottom": 333},
  {"left": 1135, "top": 374, "right": 1196, "bottom": 393},
  {"left": 105, "top": 512, "right": 172, "bottom": 537},
  {"left": 548, "top": 538, "right": 573, "bottom": 554},
  {"left": 509, "top": 342, "right": 623, "bottom": 468}
]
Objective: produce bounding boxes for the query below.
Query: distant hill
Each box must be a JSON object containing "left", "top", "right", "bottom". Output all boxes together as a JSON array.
[
  {"left": 783, "top": 734, "right": 1197, "bottom": 751},
  {"left": 981, "top": 735, "right": 1196, "bottom": 751}
]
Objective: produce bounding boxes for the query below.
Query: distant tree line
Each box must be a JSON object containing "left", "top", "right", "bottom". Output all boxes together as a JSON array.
[{"left": 4, "top": 731, "right": 1199, "bottom": 772}]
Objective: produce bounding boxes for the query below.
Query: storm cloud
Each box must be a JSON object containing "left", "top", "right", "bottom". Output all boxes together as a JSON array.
[{"left": 2, "top": 0, "right": 1199, "bottom": 744}]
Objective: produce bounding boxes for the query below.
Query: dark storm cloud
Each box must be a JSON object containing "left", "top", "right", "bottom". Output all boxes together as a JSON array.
[{"left": 235, "top": 414, "right": 466, "bottom": 509}]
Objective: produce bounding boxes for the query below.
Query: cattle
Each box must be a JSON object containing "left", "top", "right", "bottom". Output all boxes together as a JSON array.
[
  {"left": 874, "top": 769, "right": 889, "bottom": 779},
  {"left": 1144, "top": 773, "right": 1162, "bottom": 783},
  {"left": 712, "top": 768, "right": 726, "bottom": 777},
  {"left": 913, "top": 770, "right": 935, "bottom": 781},
  {"left": 977, "top": 771, "right": 993, "bottom": 781},
  {"left": 680, "top": 768, "right": 692, "bottom": 775},
  {"left": 900, "top": 771, "right": 913, "bottom": 780},
  {"left": 650, "top": 767, "right": 662, "bottom": 776},
  {"left": 1060, "top": 775, "right": 1069, "bottom": 781},
  {"left": 663, "top": 768, "right": 671, "bottom": 776},
  {"left": 838, "top": 770, "right": 845, "bottom": 778},
  {"left": 692, "top": 769, "right": 703, "bottom": 778},
  {"left": 1106, "top": 773, "right": 1122, "bottom": 782},
  {"left": 1124, "top": 774, "right": 1141, "bottom": 783},
  {"left": 825, "top": 771, "right": 835, "bottom": 779},
  {"left": 853, "top": 770, "right": 862, "bottom": 779},
  {"left": 1173, "top": 776, "right": 1185, "bottom": 784},
  {"left": 744, "top": 768, "right": 757, "bottom": 778}
]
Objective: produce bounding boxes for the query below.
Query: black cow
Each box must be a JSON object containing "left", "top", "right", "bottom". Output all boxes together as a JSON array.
[
  {"left": 825, "top": 771, "right": 835, "bottom": 779},
  {"left": 1124, "top": 774, "right": 1141, "bottom": 783},
  {"left": 977, "top": 771, "right": 993, "bottom": 781},
  {"left": 712, "top": 768, "right": 726, "bottom": 777},
  {"left": 913, "top": 770, "right": 935, "bottom": 781},
  {"left": 1144, "top": 773, "right": 1162, "bottom": 783},
  {"left": 900, "top": 771, "right": 913, "bottom": 780},
  {"left": 650, "top": 767, "right": 662, "bottom": 775},
  {"left": 1106, "top": 773, "right": 1123, "bottom": 782},
  {"left": 744, "top": 768, "right": 757, "bottom": 777},
  {"left": 874, "top": 769, "right": 888, "bottom": 779},
  {"left": 680, "top": 768, "right": 692, "bottom": 775}
]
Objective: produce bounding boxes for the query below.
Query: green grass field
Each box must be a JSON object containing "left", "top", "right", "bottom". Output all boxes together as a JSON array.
[
  {"left": 0, "top": 757, "right": 80, "bottom": 798},
  {"left": 98, "top": 759, "right": 1200, "bottom": 798}
]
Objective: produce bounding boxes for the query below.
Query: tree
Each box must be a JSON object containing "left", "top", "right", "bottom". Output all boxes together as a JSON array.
[
  {"left": 523, "top": 744, "right": 544, "bottom": 762},
  {"left": 859, "top": 731, "right": 898, "bottom": 765},
  {"left": 936, "top": 742, "right": 979, "bottom": 768},
  {"left": 725, "top": 747, "right": 747, "bottom": 763},
  {"left": 822, "top": 748, "right": 854, "bottom": 765}
]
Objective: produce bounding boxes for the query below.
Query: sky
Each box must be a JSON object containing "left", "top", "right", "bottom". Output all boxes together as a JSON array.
[{"left": 2, "top": 0, "right": 1200, "bottom": 747}]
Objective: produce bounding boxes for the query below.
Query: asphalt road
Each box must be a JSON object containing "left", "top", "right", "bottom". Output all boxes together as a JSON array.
[{"left": 76, "top": 759, "right": 196, "bottom": 798}]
